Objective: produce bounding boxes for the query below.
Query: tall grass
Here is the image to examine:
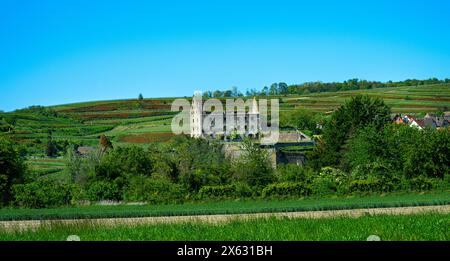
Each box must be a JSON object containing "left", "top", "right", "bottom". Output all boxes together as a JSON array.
[
  {"left": 0, "top": 191, "right": 448, "bottom": 221},
  {"left": 1, "top": 213, "right": 448, "bottom": 241}
]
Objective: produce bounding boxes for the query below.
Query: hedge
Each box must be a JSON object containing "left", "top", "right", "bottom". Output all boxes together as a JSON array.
[
  {"left": 12, "top": 179, "right": 75, "bottom": 208},
  {"left": 262, "top": 182, "right": 309, "bottom": 198}
]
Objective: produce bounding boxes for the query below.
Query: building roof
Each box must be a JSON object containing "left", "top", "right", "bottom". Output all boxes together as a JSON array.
[
  {"left": 415, "top": 119, "right": 426, "bottom": 128},
  {"left": 77, "top": 146, "right": 96, "bottom": 155},
  {"left": 278, "top": 130, "right": 311, "bottom": 143}
]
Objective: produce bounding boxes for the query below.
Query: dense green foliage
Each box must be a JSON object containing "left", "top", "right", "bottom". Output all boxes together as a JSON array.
[
  {"left": 344, "top": 124, "right": 450, "bottom": 178},
  {"left": 12, "top": 179, "right": 74, "bottom": 208},
  {"left": 232, "top": 139, "right": 275, "bottom": 190},
  {"left": 0, "top": 84, "right": 449, "bottom": 209},
  {"left": 262, "top": 182, "right": 309, "bottom": 198},
  {"left": 310, "top": 95, "right": 391, "bottom": 168},
  {"left": 1, "top": 213, "right": 448, "bottom": 241},
  {"left": 0, "top": 138, "right": 26, "bottom": 205},
  {"left": 123, "top": 175, "right": 186, "bottom": 203},
  {"left": 198, "top": 184, "right": 238, "bottom": 199}
]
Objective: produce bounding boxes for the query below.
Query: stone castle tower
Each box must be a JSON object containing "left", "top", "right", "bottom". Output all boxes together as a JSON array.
[
  {"left": 190, "top": 92, "right": 203, "bottom": 138},
  {"left": 190, "top": 95, "right": 260, "bottom": 139}
]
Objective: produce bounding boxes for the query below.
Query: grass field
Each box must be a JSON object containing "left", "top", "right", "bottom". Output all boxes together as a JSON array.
[
  {"left": 1, "top": 213, "right": 448, "bottom": 240},
  {"left": 0, "top": 191, "right": 448, "bottom": 221}
]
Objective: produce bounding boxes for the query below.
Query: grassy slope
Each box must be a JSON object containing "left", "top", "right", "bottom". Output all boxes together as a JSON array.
[
  {"left": 280, "top": 83, "right": 450, "bottom": 113},
  {"left": 1, "top": 213, "right": 448, "bottom": 240},
  {"left": 0, "top": 191, "right": 448, "bottom": 221}
]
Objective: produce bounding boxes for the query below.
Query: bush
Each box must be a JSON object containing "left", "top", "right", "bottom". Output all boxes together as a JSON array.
[
  {"left": 233, "top": 182, "right": 253, "bottom": 198},
  {"left": 408, "top": 175, "right": 437, "bottom": 191},
  {"left": 311, "top": 167, "right": 349, "bottom": 195},
  {"left": 349, "top": 178, "right": 382, "bottom": 193},
  {"left": 86, "top": 180, "right": 121, "bottom": 202},
  {"left": 262, "top": 182, "right": 310, "bottom": 198},
  {"left": 198, "top": 182, "right": 253, "bottom": 200},
  {"left": 0, "top": 138, "right": 26, "bottom": 205},
  {"left": 123, "top": 175, "right": 185, "bottom": 204},
  {"left": 276, "top": 164, "right": 314, "bottom": 183},
  {"left": 12, "top": 179, "right": 75, "bottom": 208},
  {"left": 232, "top": 139, "right": 275, "bottom": 189},
  {"left": 198, "top": 185, "right": 236, "bottom": 199},
  {"left": 95, "top": 146, "right": 153, "bottom": 181},
  {"left": 350, "top": 162, "right": 402, "bottom": 192},
  {"left": 438, "top": 173, "right": 450, "bottom": 190}
]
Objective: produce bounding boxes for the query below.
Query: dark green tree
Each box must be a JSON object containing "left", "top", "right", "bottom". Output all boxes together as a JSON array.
[
  {"left": 0, "top": 138, "right": 26, "bottom": 205},
  {"left": 278, "top": 82, "right": 289, "bottom": 95},
  {"left": 164, "top": 136, "right": 229, "bottom": 191},
  {"left": 310, "top": 95, "right": 391, "bottom": 168},
  {"left": 269, "top": 83, "right": 278, "bottom": 95},
  {"left": 46, "top": 133, "right": 58, "bottom": 157},
  {"left": 213, "top": 90, "right": 223, "bottom": 98},
  {"left": 232, "top": 139, "right": 275, "bottom": 189}
]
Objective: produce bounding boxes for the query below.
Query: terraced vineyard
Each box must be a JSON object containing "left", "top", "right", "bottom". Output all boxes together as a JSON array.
[
  {"left": 1, "top": 83, "right": 449, "bottom": 177},
  {"left": 280, "top": 83, "right": 450, "bottom": 114}
]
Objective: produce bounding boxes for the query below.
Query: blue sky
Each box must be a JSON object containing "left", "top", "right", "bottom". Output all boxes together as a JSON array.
[{"left": 1, "top": 0, "right": 449, "bottom": 111}]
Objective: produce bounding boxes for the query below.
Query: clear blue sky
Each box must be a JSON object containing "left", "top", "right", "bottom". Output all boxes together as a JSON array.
[{"left": 1, "top": 0, "right": 449, "bottom": 111}]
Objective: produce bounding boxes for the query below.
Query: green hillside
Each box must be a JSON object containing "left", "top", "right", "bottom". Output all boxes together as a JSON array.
[
  {"left": 279, "top": 83, "right": 450, "bottom": 113},
  {"left": 1, "top": 83, "right": 449, "bottom": 177}
]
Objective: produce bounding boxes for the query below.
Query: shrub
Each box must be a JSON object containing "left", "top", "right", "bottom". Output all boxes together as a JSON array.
[
  {"left": 311, "top": 167, "right": 349, "bottom": 195},
  {"left": 438, "top": 173, "right": 450, "bottom": 190},
  {"left": 232, "top": 139, "right": 275, "bottom": 189},
  {"left": 408, "top": 175, "right": 437, "bottom": 191},
  {"left": 349, "top": 178, "right": 382, "bottom": 193},
  {"left": 86, "top": 180, "right": 121, "bottom": 202},
  {"left": 404, "top": 128, "right": 450, "bottom": 179},
  {"left": 12, "top": 179, "right": 75, "bottom": 208},
  {"left": 95, "top": 146, "right": 153, "bottom": 181},
  {"left": 0, "top": 138, "right": 26, "bottom": 205},
  {"left": 233, "top": 182, "right": 253, "bottom": 198},
  {"left": 198, "top": 185, "right": 236, "bottom": 199},
  {"left": 350, "top": 162, "right": 402, "bottom": 192},
  {"left": 197, "top": 182, "right": 253, "bottom": 199},
  {"left": 123, "top": 175, "right": 185, "bottom": 204},
  {"left": 262, "top": 182, "right": 310, "bottom": 198},
  {"left": 276, "top": 164, "right": 314, "bottom": 183}
]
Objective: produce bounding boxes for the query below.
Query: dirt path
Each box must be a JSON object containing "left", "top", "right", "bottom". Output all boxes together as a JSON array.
[{"left": 1, "top": 205, "right": 449, "bottom": 232}]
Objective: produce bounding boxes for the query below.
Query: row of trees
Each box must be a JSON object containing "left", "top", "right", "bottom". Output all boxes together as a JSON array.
[{"left": 206, "top": 78, "right": 449, "bottom": 98}]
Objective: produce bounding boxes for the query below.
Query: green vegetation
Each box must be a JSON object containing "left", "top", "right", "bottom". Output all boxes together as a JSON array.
[
  {"left": 310, "top": 95, "right": 391, "bottom": 168},
  {"left": 0, "top": 191, "right": 448, "bottom": 221},
  {"left": 12, "top": 179, "right": 74, "bottom": 208},
  {"left": 207, "top": 78, "right": 449, "bottom": 97},
  {"left": 0, "top": 138, "right": 26, "bottom": 206},
  {"left": 1, "top": 213, "right": 448, "bottom": 240},
  {"left": 0, "top": 81, "right": 449, "bottom": 215}
]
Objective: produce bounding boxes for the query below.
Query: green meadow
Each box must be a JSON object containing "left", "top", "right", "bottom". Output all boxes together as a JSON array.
[
  {"left": 0, "top": 191, "right": 448, "bottom": 221},
  {"left": 1, "top": 213, "right": 448, "bottom": 241}
]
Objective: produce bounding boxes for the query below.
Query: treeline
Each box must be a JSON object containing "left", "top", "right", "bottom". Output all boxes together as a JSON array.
[{"left": 205, "top": 78, "right": 450, "bottom": 97}]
